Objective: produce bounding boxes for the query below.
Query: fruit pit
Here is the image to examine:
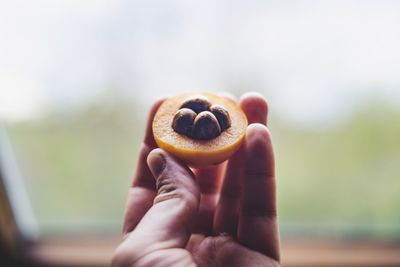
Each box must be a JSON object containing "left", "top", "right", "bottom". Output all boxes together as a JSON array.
[{"left": 172, "top": 96, "right": 231, "bottom": 140}]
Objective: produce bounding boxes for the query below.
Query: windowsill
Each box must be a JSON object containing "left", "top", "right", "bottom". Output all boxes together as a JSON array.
[{"left": 26, "top": 236, "right": 400, "bottom": 267}]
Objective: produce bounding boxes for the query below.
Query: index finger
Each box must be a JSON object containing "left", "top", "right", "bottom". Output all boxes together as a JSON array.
[
  {"left": 238, "top": 124, "right": 279, "bottom": 261},
  {"left": 122, "top": 98, "right": 166, "bottom": 234}
]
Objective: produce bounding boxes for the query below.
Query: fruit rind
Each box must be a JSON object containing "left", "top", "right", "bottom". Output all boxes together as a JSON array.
[{"left": 153, "top": 92, "right": 248, "bottom": 168}]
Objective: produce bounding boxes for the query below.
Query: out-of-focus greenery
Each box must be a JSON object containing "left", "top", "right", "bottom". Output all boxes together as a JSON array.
[
  {"left": 272, "top": 99, "right": 400, "bottom": 238},
  {"left": 6, "top": 95, "right": 400, "bottom": 238}
]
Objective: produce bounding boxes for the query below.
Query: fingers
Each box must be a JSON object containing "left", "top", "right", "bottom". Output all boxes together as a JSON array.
[
  {"left": 213, "top": 93, "right": 268, "bottom": 236},
  {"left": 191, "top": 92, "right": 235, "bottom": 235},
  {"left": 193, "top": 164, "right": 226, "bottom": 234},
  {"left": 238, "top": 124, "right": 279, "bottom": 261},
  {"left": 140, "top": 149, "right": 199, "bottom": 246},
  {"left": 240, "top": 92, "right": 268, "bottom": 125},
  {"left": 213, "top": 145, "right": 244, "bottom": 236},
  {"left": 122, "top": 98, "right": 165, "bottom": 234},
  {"left": 132, "top": 98, "right": 166, "bottom": 188},
  {"left": 114, "top": 149, "right": 200, "bottom": 265}
]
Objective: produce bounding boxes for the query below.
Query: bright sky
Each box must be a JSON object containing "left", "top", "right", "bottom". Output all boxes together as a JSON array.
[{"left": 1, "top": 0, "right": 400, "bottom": 124}]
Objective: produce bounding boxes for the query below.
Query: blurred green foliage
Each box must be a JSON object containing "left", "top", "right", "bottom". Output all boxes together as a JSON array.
[
  {"left": 271, "top": 100, "right": 400, "bottom": 238},
  {"left": 6, "top": 96, "right": 400, "bottom": 238}
]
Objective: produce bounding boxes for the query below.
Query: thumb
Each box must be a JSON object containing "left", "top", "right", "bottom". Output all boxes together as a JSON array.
[
  {"left": 143, "top": 148, "right": 200, "bottom": 244},
  {"left": 113, "top": 149, "right": 200, "bottom": 266}
]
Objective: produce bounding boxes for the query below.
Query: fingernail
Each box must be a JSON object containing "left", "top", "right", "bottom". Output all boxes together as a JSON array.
[{"left": 147, "top": 149, "right": 166, "bottom": 177}]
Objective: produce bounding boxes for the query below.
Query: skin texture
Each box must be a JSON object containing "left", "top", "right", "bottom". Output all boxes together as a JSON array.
[{"left": 112, "top": 92, "right": 280, "bottom": 267}]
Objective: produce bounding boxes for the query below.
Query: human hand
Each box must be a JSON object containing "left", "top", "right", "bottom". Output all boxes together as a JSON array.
[{"left": 112, "top": 93, "right": 280, "bottom": 267}]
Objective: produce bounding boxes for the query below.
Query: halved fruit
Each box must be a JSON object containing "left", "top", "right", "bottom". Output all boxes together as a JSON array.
[{"left": 152, "top": 92, "right": 248, "bottom": 168}]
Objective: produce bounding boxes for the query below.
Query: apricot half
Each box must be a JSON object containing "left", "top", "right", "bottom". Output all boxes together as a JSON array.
[{"left": 152, "top": 92, "right": 248, "bottom": 168}]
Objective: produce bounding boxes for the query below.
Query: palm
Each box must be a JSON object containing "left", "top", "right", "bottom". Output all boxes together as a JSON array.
[
  {"left": 137, "top": 235, "right": 277, "bottom": 267},
  {"left": 190, "top": 235, "right": 278, "bottom": 267}
]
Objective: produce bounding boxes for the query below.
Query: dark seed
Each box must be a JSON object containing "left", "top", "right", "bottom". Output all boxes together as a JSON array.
[
  {"left": 172, "top": 108, "right": 197, "bottom": 136},
  {"left": 192, "top": 111, "right": 221, "bottom": 140},
  {"left": 180, "top": 96, "right": 211, "bottom": 114},
  {"left": 210, "top": 104, "right": 231, "bottom": 130}
]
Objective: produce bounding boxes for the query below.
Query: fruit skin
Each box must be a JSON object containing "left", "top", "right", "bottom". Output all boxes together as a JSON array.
[{"left": 153, "top": 92, "right": 248, "bottom": 168}]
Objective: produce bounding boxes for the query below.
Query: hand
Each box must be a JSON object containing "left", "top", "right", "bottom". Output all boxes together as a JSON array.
[{"left": 112, "top": 93, "right": 280, "bottom": 267}]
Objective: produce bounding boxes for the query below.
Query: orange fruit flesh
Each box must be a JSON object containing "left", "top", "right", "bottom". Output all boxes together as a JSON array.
[{"left": 152, "top": 92, "right": 248, "bottom": 168}]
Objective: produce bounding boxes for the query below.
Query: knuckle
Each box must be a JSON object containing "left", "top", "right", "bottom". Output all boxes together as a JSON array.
[
  {"left": 111, "top": 242, "right": 140, "bottom": 267},
  {"left": 111, "top": 245, "right": 136, "bottom": 267},
  {"left": 154, "top": 187, "right": 197, "bottom": 209},
  {"left": 154, "top": 169, "right": 199, "bottom": 207},
  {"left": 156, "top": 177, "right": 178, "bottom": 195}
]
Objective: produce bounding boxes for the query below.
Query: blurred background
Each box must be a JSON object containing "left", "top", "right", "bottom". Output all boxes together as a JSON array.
[{"left": 1, "top": 0, "right": 400, "bottom": 266}]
